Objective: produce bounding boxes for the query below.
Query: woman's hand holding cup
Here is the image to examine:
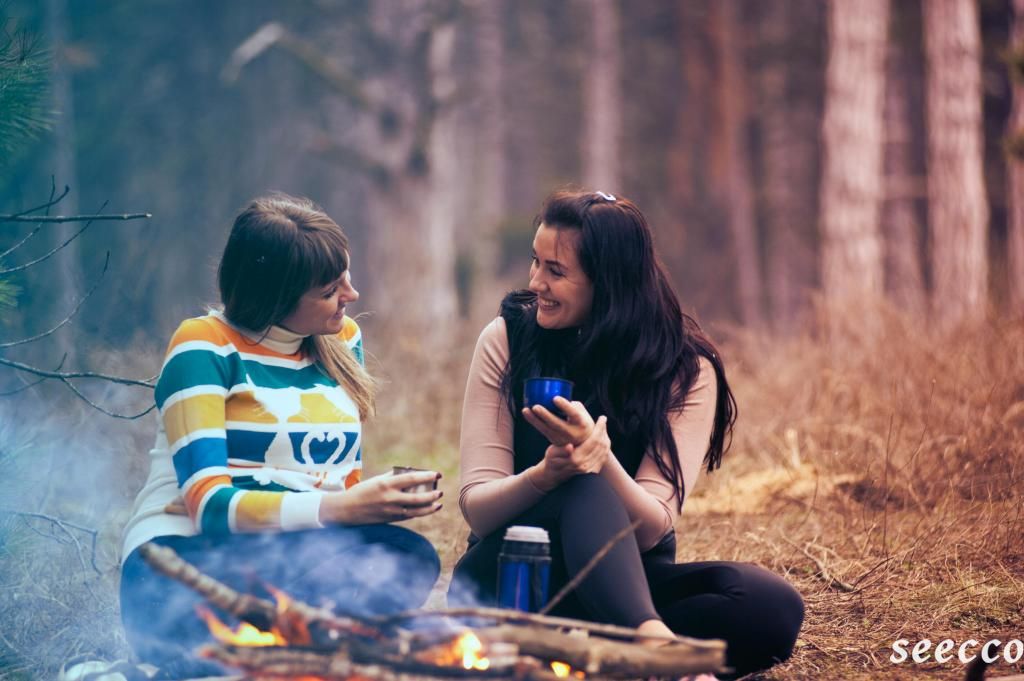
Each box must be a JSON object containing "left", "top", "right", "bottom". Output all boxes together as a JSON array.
[
  {"left": 522, "top": 396, "right": 595, "bottom": 447},
  {"left": 319, "top": 470, "right": 442, "bottom": 525}
]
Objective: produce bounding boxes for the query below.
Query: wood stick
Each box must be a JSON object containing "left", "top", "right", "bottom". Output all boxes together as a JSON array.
[
  {"left": 386, "top": 607, "right": 705, "bottom": 645},
  {"left": 540, "top": 520, "right": 641, "bottom": 615},
  {"left": 201, "top": 645, "right": 517, "bottom": 681},
  {"left": 476, "top": 625, "right": 725, "bottom": 677},
  {"left": 138, "top": 543, "right": 386, "bottom": 644}
]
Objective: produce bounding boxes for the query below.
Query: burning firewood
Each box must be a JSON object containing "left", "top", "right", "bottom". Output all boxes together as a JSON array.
[
  {"left": 138, "top": 543, "right": 391, "bottom": 648},
  {"left": 139, "top": 542, "right": 726, "bottom": 679}
]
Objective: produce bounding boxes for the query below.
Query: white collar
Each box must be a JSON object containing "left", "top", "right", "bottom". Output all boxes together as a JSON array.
[{"left": 210, "top": 310, "right": 306, "bottom": 355}]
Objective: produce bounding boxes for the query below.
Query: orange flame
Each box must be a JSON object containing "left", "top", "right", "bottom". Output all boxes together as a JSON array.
[
  {"left": 457, "top": 631, "right": 490, "bottom": 671},
  {"left": 551, "top": 661, "right": 585, "bottom": 678},
  {"left": 197, "top": 605, "right": 286, "bottom": 647},
  {"left": 426, "top": 631, "right": 491, "bottom": 670}
]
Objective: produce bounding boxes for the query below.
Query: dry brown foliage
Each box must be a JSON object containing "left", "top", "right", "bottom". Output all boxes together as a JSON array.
[{"left": 370, "top": 303, "right": 1024, "bottom": 680}]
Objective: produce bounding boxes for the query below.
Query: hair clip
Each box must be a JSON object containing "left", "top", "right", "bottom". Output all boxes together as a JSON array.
[{"left": 595, "top": 191, "right": 617, "bottom": 202}]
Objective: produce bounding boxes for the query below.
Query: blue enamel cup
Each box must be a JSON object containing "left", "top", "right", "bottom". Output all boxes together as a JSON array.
[{"left": 523, "top": 377, "right": 574, "bottom": 413}]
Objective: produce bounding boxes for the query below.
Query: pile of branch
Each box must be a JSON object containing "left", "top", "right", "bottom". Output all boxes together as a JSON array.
[{"left": 140, "top": 544, "right": 726, "bottom": 680}]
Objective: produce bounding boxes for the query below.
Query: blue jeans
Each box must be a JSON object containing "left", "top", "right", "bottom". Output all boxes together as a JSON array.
[{"left": 121, "top": 524, "right": 439, "bottom": 677}]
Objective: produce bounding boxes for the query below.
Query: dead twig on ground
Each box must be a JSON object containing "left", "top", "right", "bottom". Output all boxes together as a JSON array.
[
  {"left": 782, "top": 537, "right": 856, "bottom": 592},
  {"left": 0, "top": 509, "right": 100, "bottom": 574}
]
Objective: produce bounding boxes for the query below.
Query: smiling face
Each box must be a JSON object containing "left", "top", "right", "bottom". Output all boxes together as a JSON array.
[
  {"left": 529, "top": 223, "right": 594, "bottom": 329},
  {"left": 280, "top": 267, "right": 359, "bottom": 336}
]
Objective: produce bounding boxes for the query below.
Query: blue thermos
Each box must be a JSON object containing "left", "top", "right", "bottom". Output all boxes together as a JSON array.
[{"left": 497, "top": 526, "right": 551, "bottom": 612}]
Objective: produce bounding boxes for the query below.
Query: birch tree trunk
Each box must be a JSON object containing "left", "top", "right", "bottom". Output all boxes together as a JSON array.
[
  {"left": 581, "top": 0, "right": 622, "bottom": 191},
  {"left": 923, "top": 0, "right": 989, "bottom": 326},
  {"left": 819, "top": 0, "right": 889, "bottom": 304},
  {"left": 1007, "top": 0, "right": 1024, "bottom": 314},
  {"left": 757, "top": 0, "right": 823, "bottom": 331},
  {"left": 713, "top": 0, "right": 764, "bottom": 328},
  {"left": 882, "top": 0, "right": 927, "bottom": 314}
]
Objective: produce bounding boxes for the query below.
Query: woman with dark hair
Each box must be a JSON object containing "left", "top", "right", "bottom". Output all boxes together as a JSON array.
[
  {"left": 449, "top": 190, "right": 803, "bottom": 679},
  {"left": 119, "top": 194, "right": 441, "bottom": 676}
]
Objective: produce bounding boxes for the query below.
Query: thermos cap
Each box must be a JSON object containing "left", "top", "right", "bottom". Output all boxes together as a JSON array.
[{"left": 504, "top": 525, "right": 550, "bottom": 544}]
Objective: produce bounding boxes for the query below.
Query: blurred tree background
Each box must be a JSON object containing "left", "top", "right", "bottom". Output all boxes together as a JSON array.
[
  {"left": 1, "top": 0, "right": 1020, "bottom": 358},
  {"left": 1, "top": 0, "right": 1023, "bottom": 677}
]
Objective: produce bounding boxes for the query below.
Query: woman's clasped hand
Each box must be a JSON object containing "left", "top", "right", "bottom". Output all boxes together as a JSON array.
[{"left": 526, "top": 399, "right": 612, "bottom": 492}]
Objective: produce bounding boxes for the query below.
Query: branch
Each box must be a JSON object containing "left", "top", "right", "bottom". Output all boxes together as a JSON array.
[
  {"left": 223, "top": 22, "right": 371, "bottom": 109},
  {"left": 0, "top": 213, "right": 150, "bottom": 223},
  {"left": 540, "top": 519, "right": 641, "bottom": 615},
  {"left": 58, "top": 378, "right": 157, "bottom": 420},
  {"left": 0, "top": 252, "right": 109, "bottom": 348},
  {"left": 0, "top": 509, "right": 100, "bottom": 574},
  {"left": 0, "top": 200, "right": 108, "bottom": 275},
  {"left": 783, "top": 537, "right": 855, "bottom": 592},
  {"left": 0, "top": 355, "right": 155, "bottom": 388},
  {"left": 0, "top": 181, "right": 69, "bottom": 259},
  {"left": 138, "top": 543, "right": 387, "bottom": 646},
  {"left": 309, "top": 133, "right": 392, "bottom": 186},
  {"left": 7, "top": 181, "right": 70, "bottom": 218},
  {"left": 0, "top": 353, "right": 67, "bottom": 396},
  {"left": 384, "top": 607, "right": 685, "bottom": 645}
]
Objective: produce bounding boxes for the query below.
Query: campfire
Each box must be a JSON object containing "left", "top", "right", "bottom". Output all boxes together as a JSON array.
[{"left": 140, "top": 543, "right": 726, "bottom": 680}]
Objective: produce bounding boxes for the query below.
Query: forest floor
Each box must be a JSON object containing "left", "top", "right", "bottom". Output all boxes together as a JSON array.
[{"left": 0, "top": 306, "right": 1021, "bottom": 680}]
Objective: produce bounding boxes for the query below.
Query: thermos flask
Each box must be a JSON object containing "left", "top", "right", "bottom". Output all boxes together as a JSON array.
[{"left": 497, "top": 525, "right": 551, "bottom": 612}]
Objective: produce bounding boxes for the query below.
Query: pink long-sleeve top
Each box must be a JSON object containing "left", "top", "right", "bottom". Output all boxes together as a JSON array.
[{"left": 458, "top": 317, "right": 718, "bottom": 552}]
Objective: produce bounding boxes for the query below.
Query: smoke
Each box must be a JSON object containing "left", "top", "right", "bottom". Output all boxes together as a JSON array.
[{"left": 0, "top": 341, "right": 158, "bottom": 678}]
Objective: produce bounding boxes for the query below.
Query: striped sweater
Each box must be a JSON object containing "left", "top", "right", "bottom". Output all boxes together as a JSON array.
[{"left": 121, "top": 311, "right": 365, "bottom": 559}]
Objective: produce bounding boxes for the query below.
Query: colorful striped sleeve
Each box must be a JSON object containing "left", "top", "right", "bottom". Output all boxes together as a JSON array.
[
  {"left": 156, "top": 317, "right": 323, "bottom": 535},
  {"left": 341, "top": 316, "right": 364, "bottom": 366}
]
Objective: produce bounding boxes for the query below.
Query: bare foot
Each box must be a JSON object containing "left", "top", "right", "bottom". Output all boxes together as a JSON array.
[{"left": 636, "top": 618, "right": 676, "bottom": 648}]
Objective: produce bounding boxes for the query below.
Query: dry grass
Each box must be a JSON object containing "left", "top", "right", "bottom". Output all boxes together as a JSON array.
[
  {"left": 1, "top": 305, "right": 1021, "bottom": 679},
  {"left": 368, "top": 303, "right": 1024, "bottom": 680}
]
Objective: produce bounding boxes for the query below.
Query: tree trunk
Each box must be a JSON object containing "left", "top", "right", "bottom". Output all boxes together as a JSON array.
[
  {"left": 712, "top": 0, "right": 764, "bottom": 328},
  {"left": 819, "top": 0, "right": 889, "bottom": 304},
  {"left": 881, "top": 0, "right": 927, "bottom": 314},
  {"left": 581, "top": 0, "right": 622, "bottom": 191},
  {"left": 923, "top": 0, "right": 989, "bottom": 326},
  {"left": 468, "top": 0, "right": 507, "bottom": 320},
  {"left": 1007, "top": 0, "right": 1024, "bottom": 314},
  {"left": 46, "top": 0, "right": 79, "bottom": 362},
  {"left": 756, "top": 0, "right": 824, "bottom": 332}
]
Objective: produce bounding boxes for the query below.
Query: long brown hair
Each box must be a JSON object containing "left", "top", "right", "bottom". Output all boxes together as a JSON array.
[
  {"left": 502, "top": 190, "right": 737, "bottom": 509},
  {"left": 217, "top": 193, "right": 377, "bottom": 419}
]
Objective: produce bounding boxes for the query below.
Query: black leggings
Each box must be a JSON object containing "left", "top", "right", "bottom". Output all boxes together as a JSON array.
[
  {"left": 449, "top": 475, "right": 804, "bottom": 678},
  {"left": 121, "top": 525, "right": 439, "bottom": 678}
]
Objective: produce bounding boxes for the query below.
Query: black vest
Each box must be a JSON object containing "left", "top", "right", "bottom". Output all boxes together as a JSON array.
[{"left": 500, "top": 291, "right": 646, "bottom": 479}]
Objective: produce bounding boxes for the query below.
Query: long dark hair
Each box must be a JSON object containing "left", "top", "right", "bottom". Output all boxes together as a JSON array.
[
  {"left": 217, "top": 193, "right": 376, "bottom": 419},
  {"left": 501, "top": 190, "right": 737, "bottom": 509}
]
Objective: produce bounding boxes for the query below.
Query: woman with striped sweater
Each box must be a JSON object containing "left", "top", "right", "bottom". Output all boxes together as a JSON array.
[{"left": 119, "top": 195, "right": 441, "bottom": 675}]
